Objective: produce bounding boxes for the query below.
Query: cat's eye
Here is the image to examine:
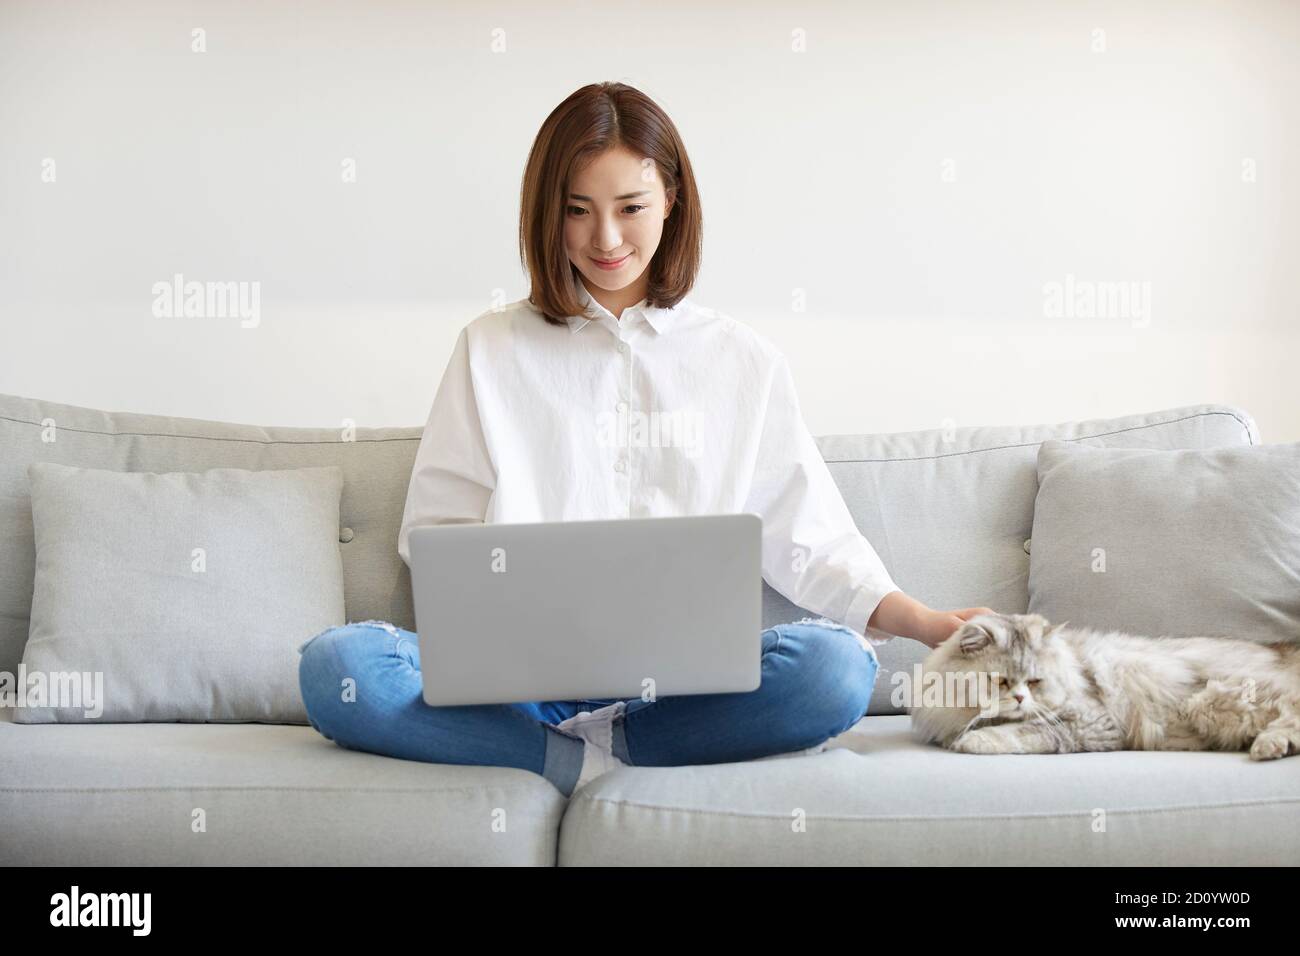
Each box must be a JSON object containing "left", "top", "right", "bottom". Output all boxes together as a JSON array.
[
  {"left": 997, "top": 677, "right": 1008, "bottom": 687},
  {"left": 1027, "top": 678, "right": 1041, "bottom": 686}
]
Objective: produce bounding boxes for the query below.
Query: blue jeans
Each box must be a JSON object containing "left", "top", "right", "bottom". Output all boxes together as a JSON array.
[{"left": 297, "top": 617, "right": 879, "bottom": 798}]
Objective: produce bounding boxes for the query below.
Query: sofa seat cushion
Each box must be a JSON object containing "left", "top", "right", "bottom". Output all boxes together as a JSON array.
[
  {"left": 0, "top": 708, "right": 565, "bottom": 865},
  {"left": 558, "top": 715, "right": 1300, "bottom": 866}
]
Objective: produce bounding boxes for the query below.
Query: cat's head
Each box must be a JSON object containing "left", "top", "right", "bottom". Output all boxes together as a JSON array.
[
  {"left": 937, "top": 612, "right": 1071, "bottom": 720},
  {"left": 910, "top": 612, "right": 1074, "bottom": 745}
]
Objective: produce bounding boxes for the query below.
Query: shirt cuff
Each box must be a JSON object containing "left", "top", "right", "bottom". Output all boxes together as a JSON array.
[{"left": 844, "top": 585, "right": 904, "bottom": 647}]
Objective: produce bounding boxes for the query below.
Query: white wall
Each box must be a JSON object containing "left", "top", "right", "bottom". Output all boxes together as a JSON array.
[{"left": 3, "top": 0, "right": 1296, "bottom": 441}]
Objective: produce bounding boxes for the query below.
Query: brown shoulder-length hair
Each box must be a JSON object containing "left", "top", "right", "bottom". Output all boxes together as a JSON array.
[{"left": 519, "top": 82, "right": 703, "bottom": 327}]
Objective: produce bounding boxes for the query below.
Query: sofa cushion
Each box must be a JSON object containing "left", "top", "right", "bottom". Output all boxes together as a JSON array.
[
  {"left": 0, "top": 706, "right": 565, "bottom": 865},
  {"left": 557, "top": 714, "right": 1300, "bottom": 866},
  {"left": 15, "top": 462, "right": 346, "bottom": 723},
  {"left": 1027, "top": 440, "right": 1300, "bottom": 642},
  {"left": 0, "top": 392, "right": 424, "bottom": 680},
  {"left": 763, "top": 404, "right": 1260, "bottom": 714}
]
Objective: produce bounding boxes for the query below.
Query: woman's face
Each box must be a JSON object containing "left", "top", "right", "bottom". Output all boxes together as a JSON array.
[{"left": 564, "top": 146, "right": 673, "bottom": 297}]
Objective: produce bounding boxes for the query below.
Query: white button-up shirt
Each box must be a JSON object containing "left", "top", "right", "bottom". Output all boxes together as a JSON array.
[{"left": 397, "top": 282, "right": 901, "bottom": 645}]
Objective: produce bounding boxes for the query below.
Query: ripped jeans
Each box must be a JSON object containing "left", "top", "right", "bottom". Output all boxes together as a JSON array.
[{"left": 297, "top": 617, "right": 879, "bottom": 798}]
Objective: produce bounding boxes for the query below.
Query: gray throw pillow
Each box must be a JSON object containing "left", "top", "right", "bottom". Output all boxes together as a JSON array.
[
  {"left": 11, "top": 462, "right": 346, "bottom": 723},
  {"left": 1027, "top": 439, "right": 1300, "bottom": 643}
]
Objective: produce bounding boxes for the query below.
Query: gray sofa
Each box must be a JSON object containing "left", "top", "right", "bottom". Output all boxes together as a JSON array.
[{"left": 2, "top": 393, "right": 1296, "bottom": 865}]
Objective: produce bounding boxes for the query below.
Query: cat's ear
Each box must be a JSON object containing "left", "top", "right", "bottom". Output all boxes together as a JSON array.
[
  {"left": 957, "top": 621, "right": 996, "bottom": 655},
  {"left": 1045, "top": 621, "right": 1069, "bottom": 639}
]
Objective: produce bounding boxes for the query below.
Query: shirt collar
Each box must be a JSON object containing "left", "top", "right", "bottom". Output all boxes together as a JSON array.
[{"left": 567, "top": 281, "right": 683, "bottom": 336}]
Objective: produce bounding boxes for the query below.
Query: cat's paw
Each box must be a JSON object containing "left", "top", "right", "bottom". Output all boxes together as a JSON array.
[
  {"left": 950, "top": 731, "right": 1000, "bottom": 754},
  {"left": 1248, "top": 731, "right": 1292, "bottom": 761}
]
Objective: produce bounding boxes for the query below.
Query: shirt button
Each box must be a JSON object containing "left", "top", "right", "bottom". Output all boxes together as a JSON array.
[
  {"left": 618, "top": 342, "right": 629, "bottom": 354},
  {"left": 614, "top": 459, "right": 626, "bottom": 474},
  {"left": 616, "top": 401, "right": 628, "bottom": 413}
]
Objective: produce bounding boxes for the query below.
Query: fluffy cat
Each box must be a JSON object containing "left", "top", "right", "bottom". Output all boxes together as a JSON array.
[{"left": 910, "top": 612, "right": 1300, "bottom": 760}]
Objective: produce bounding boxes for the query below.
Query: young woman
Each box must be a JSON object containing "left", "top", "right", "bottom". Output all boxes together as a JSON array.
[{"left": 299, "top": 82, "right": 993, "bottom": 798}]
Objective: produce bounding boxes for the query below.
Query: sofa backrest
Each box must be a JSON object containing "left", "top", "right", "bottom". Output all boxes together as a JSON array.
[
  {"left": 767, "top": 403, "right": 1259, "bottom": 712},
  {"left": 0, "top": 394, "right": 1258, "bottom": 713},
  {"left": 0, "top": 393, "right": 422, "bottom": 678}
]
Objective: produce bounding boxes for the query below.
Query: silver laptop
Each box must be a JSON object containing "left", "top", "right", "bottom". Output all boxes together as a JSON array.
[{"left": 409, "top": 513, "right": 762, "bottom": 706}]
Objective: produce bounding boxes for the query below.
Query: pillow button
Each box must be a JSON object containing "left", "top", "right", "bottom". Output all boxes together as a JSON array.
[
  {"left": 339, "top": 527, "right": 355, "bottom": 543},
  {"left": 1023, "top": 538, "right": 1032, "bottom": 554}
]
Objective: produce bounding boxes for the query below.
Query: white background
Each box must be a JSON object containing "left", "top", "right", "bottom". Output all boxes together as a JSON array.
[{"left": 2, "top": 0, "right": 1296, "bottom": 440}]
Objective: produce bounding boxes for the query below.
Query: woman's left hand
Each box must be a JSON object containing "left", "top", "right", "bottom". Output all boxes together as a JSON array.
[{"left": 915, "top": 606, "right": 996, "bottom": 649}]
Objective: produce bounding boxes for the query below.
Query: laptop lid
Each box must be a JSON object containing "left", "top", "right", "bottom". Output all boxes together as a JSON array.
[{"left": 410, "top": 513, "right": 762, "bottom": 706}]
